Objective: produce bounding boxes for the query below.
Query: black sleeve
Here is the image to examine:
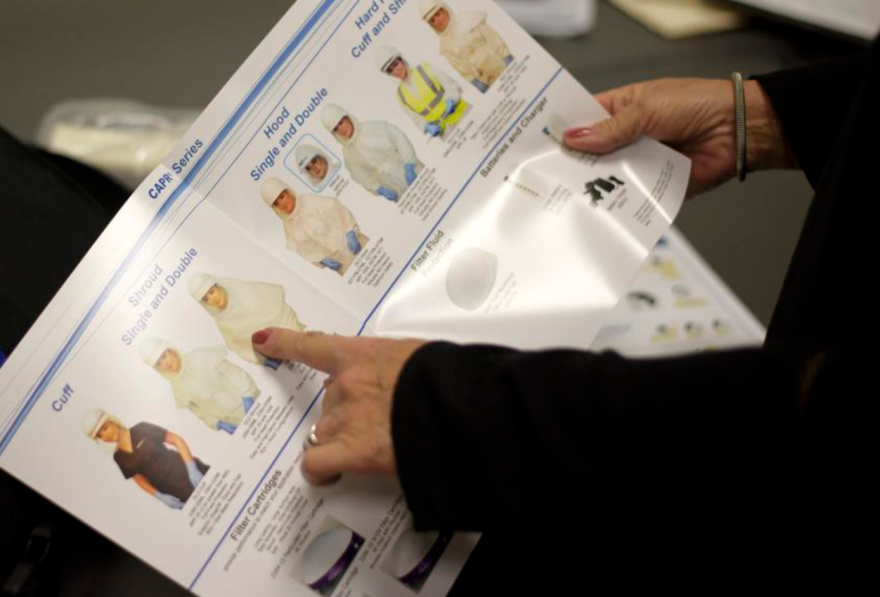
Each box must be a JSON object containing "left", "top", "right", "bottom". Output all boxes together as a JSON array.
[
  {"left": 0, "top": 126, "right": 128, "bottom": 354},
  {"left": 753, "top": 52, "right": 868, "bottom": 187},
  {"left": 112, "top": 453, "right": 134, "bottom": 480},
  {"left": 392, "top": 342, "right": 871, "bottom": 536}
]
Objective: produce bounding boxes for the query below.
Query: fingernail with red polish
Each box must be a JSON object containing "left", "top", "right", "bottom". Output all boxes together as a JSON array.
[
  {"left": 564, "top": 127, "right": 591, "bottom": 139},
  {"left": 252, "top": 329, "right": 274, "bottom": 346}
]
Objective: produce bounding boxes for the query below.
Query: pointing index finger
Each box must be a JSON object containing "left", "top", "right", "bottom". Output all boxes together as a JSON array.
[{"left": 253, "top": 329, "right": 351, "bottom": 375}]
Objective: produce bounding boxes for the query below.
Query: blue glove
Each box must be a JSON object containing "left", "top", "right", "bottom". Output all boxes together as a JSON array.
[
  {"left": 186, "top": 460, "right": 205, "bottom": 488},
  {"left": 262, "top": 357, "right": 282, "bottom": 371},
  {"left": 504, "top": 54, "right": 514, "bottom": 67},
  {"left": 443, "top": 98, "right": 457, "bottom": 118},
  {"left": 242, "top": 396, "right": 255, "bottom": 414},
  {"left": 217, "top": 420, "right": 237, "bottom": 435},
  {"left": 377, "top": 186, "right": 399, "bottom": 201},
  {"left": 471, "top": 78, "right": 489, "bottom": 93},
  {"left": 346, "top": 230, "right": 362, "bottom": 254},
  {"left": 404, "top": 163, "right": 418, "bottom": 185},
  {"left": 155, "top": 491, "right": 185, "bottom": 510},
  {"left": 320, "top": 257, "right": 342, "bottom": 271},
  {"left": 424, "top": 123, "right": 443, "bottom": 137}
]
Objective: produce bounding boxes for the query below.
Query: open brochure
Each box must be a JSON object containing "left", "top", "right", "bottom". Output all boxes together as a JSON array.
[{"left": 0, "top": 1, "right": 690, "bottom": 595}]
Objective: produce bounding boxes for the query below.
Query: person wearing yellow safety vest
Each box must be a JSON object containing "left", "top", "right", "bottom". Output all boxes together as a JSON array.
[
  {"left": 375, "top": 45, "right": 467, "bottom": 138},
  {"left": 419, "top": 0, "right": 513, "bottom": 94}
]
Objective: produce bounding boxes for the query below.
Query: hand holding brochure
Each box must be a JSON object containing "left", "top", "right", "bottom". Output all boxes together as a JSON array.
[{"left": 0, "top": 1, "right": 690, "bottom": 595}]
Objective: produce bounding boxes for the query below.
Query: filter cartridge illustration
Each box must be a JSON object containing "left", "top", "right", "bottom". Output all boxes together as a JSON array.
[
  {"left": 302, "top": 528, "right": 365, "bottom": 595},
  {"left": 445, "top": 248, "right": 499, "bottom": 311},
  {"left": 386, "top": 528, "right": 453, "bottom": 591}
]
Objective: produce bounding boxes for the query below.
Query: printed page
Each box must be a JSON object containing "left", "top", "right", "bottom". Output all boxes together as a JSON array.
[
  {"left": 591, "top": 228, "right": 766, "bottom": 357},
  {"left": 194, "top": 0, "right": 689, "bottom": 349},
  {"left": 0, "top": 1, "right": 691, "bottom": 596}
]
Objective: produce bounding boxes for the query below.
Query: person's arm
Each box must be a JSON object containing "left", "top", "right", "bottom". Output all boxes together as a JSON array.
[
  {"left": 392, "top": 343, "right": 871, "bottom": 532},
  {"left": 132, "top": 473, "right": 158, "bottom": 495},
  {"left": 479, "top": 22, "right": 511, "bottom": 62},
  {"left": 165, "top": 432, "right": 207, "bottom": 488},
  {"left": 443, "top": 47, "right": 480, "bottom": 85},
  {"left": 753, "top": 52, "right": 868, "bottom": 187},
  {"left": 164, "top": 431, "right": 195, "bottom": 463},
  {"left": 248, "top": 329, "right": 871, "bottom": 535},
  {"left": 347, "top": 153, "right": 383, "bottom": 195},
  {"left": 217, "top": 359, "right": 259, "bottom": 399},
  {"left": 187, "top": 400, "right": 221, "bottom": 430},
  {"left": 386, "top": 123, "right": 418, "bottom": 166},
  {"left": 398, "top": 88, "right": 427, "bottom": 129},
  {"left": 432, "top": 64, "right": 462, "bottom": 104}
]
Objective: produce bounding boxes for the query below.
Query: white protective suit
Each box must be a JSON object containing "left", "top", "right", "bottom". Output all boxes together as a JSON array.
[
  {"left": 140, "top": 340, "right": 260, "bottom": 430},
  {"left": 320, "top": 104, "right": 424, "bottom": 198},
  {"left": 188, "top": 273, "right": 305, "bottom": 365},
  {"left": 260, "top": 177, "right": 369, "bottom": 275},
  {"left": 424, "top": 1, "right": 512, "bottom": 90}
]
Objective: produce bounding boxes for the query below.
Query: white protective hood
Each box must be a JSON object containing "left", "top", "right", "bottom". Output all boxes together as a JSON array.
[
  {"left": 439, "top": 3, "right": 487, "bottom": 38},
  {"left": 165, "top": 346, "right": 253, "bottom": 427},
  {"left": 321, "top": 104, "right": 418, "bottom": 196},
  {"left": 188, "top": 273, "right": 304, "bottom": 364},
  {"left": 281, "top": 194, "right": 358, "bottom": 263}
]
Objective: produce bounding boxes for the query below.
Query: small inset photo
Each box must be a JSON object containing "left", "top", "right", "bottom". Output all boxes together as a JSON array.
[
  {"left": 381, "top": 527, "right": 452, "bottom": 592},
  {"left": 285, "top": 134, "right": 341, "bottom": 193},
  {"left": 293, "top": 517, "right": 365, "bottom": 595},
  {"left": 82, "top": 410, "right": 210, "bottom": 511}
]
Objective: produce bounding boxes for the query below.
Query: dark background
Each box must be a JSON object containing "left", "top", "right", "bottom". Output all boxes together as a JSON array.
[{"left": 0, "top": 0, "right": 862, "bottom": 594}]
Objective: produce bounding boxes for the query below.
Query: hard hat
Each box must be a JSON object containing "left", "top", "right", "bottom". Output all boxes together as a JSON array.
[
  {"left": 321, "top": 104, "right": 348, "bottom": 133},
  {"left": 419, "top": 0, "right": 443, "bottom": 21},
  {"left": 82, "top": 408, "right": 110, "bottom": 439},
  {"left": 140, "top": 337, "right": 169, "bottom": 367},
  {"left": 260, "top": 177, "right": 288, "bottom": 206},
  {"left": 188, "top": 273, "right": 216, "bottom": 302},
  {"left": 375, "top": 45, "right": 402, "bottom": 73},
  {"left": 295, "top": 145, "right": 321, "bottom": 170}
]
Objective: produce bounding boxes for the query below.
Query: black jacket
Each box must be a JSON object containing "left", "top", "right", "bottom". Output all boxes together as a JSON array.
[{"left": 393, "top": 44, "right": 878, "bottom": 595}]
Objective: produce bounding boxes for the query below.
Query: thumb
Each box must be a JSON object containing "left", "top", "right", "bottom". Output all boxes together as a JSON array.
[
  {"left": 302, "top": 443, "right": 345, "bottom": 486},
  {"left": 563, "top": 106, "right": 645, "bottom": 154}
]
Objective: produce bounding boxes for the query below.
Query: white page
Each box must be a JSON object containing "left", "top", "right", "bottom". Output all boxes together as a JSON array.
[
  {"left": 0, "top": 1, "right": 690, "bottom": 595},
  {"left": 591, "top": 227, "right": 766, "bottom": 357}
]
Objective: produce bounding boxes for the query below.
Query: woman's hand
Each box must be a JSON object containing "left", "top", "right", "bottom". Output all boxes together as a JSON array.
[
  {"left": 252, "top": 329, "right": 426, "bottom": 486},
  {"left": 563, "top": 78, "right": 795, "bottom": 198}
]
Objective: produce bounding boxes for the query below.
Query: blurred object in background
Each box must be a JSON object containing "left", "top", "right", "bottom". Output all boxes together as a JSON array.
[
  {"left": 610, "top": 0, "right": 747, "bottom": 39},
  {"left": 496, "top": 0, "right": 596, "bottom": 37},
  {"left": 728, "top": 0, "right": 880, "bottom": 42},
  {"left": 36, "top": 99, "right": 198, "bottom": 189}
]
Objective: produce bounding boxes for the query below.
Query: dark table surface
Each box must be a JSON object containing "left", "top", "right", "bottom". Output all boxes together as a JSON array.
[{"left": 0, "top": 0, "right": 862, "bottom": 594}]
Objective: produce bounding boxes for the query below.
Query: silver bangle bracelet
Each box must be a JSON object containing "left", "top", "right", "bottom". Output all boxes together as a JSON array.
[{"left": 731, "top": 71, "right": 747, "bottom": 182}]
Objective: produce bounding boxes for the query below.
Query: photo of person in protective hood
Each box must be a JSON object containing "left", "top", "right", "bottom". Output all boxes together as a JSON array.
[
  {"left": 295, "top": 144, "right": 339, "bottom": 189},
  {"left": 321, "top": 104, "right": 424, "bottom": 203},
  {"left": 419, "top": 0, "right": 514, "bottom": 93},
  {"left": 188, "top": 272, "right": 306, "bottom": 370},
  {"left": 260, "top": 177, "right": 369, "bottom": 275},
  {"left": 82, "top": 409, "right": 210, "bottom": 510},
  {"left": 139, "top": 338, "right": 259, "bottom": 435},
  {"left": 375, "top": 45, "right": 468, "bottom": 138}
]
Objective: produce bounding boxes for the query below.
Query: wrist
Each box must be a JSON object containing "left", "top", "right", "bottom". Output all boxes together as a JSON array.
[{"left": 743, "top": 80, "right": 796, "bottom": 171}]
